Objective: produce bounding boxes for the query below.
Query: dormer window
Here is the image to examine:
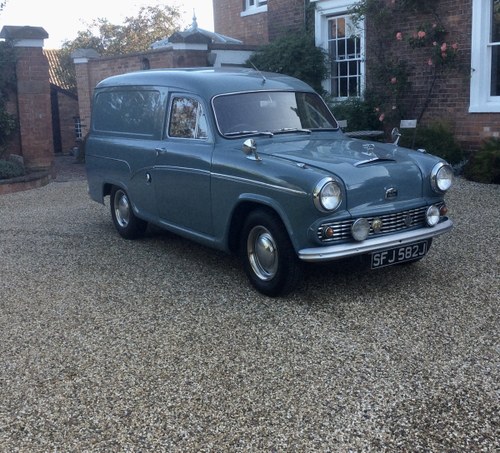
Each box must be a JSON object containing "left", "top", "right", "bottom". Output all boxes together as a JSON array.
[{"left": 242, "top": 0, "right": 268, "bottom": 17}]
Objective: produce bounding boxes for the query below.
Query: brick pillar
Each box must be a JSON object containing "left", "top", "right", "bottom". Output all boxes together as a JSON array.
[
  {"left": 72, "top": 49, "right": 101, "bottom": 139},
  {"left": 0, "top": 26, "right": 54, "bottom": 171}
]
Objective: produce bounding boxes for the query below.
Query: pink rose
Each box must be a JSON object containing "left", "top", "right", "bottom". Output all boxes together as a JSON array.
[
  {"left": 379, "top": 113, "right": 385, "bottom": 122},
  {"left": 396, "top": 32, "right": 403, "bottom": 41},
  {"left": 417, "top": 30, "right": 426, "bottom": 39},
  {"left": 441, "top": 42, "right": 447, "bottom": 52},
  {"left": 452, "top": 43, "right": 458, "bottom": 50},
  {"left": 428, "top": 58, "right": 434, "bottom": 66},
  {"left": 390, "top": 77, "right": 397, "bottom": 84}
]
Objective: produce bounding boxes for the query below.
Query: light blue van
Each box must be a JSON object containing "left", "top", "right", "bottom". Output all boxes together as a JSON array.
[{"left": 86, "top": 68, "right": 453, "bottom": 296}]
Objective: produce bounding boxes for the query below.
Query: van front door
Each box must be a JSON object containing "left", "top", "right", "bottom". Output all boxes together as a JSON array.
[{"left": 153, "top": 95, "right": 213, "bottom": 236}]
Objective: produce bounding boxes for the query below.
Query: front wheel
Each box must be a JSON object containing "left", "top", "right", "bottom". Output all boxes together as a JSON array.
[
  {"left": 110, "top": 186, "right": 147, "bottom": 239},
  {"left": 240, "top": 210, "right": 302, "bottom": 297}
]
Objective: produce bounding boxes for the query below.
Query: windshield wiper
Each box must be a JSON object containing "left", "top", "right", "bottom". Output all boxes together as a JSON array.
[
  {"left": 224, "top": 130, "right": 274, "bottom": 137},
  {"left": 273, "top": 127, "right": 311, "bottom": 134}
]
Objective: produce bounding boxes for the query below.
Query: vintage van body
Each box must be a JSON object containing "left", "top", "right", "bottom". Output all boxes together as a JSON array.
[{"left": 86, "top": 68, "right": 453, "bottom": 296}]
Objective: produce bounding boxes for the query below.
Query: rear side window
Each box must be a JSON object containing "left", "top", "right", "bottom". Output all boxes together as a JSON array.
[
  {"left": 168, "top": 96, "right": 208, "bottom": 140},
  {"left": 93, "top": 90, "right": 161, "bottom": 137}
]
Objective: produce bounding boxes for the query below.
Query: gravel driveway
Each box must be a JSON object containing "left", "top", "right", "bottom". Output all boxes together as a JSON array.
[{"left": 0, "top": 159, "right": 498, "bottom": 451}]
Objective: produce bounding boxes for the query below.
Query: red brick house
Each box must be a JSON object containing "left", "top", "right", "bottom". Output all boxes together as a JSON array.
[{"left": 213, "top": 0, "right": 500, "bottom": 151}]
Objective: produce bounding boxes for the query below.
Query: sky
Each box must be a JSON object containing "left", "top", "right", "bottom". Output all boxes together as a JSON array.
[{"left": 0, "top": 0, "right": 214, "bottom": 48}]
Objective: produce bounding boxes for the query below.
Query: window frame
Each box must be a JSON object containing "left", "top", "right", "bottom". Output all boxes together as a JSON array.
[
  {"left": 167, "top": 95, "right": 210, "bottom": 141},
  {"left": 241, "top": 0, "right": 268, "bottom": 17},
  {"left": 313, "top": 0, "right": 365, "bottom": 99},
  {"left": 470, "top": 0, "right": 500, "bottom": 112}
]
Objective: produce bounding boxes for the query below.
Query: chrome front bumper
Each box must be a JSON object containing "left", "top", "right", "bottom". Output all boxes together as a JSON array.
[{"left": 298, "top": 218, "right": 453, "bottom": 262}]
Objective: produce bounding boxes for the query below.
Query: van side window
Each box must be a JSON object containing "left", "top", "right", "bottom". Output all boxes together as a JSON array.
[
  {"left": 93, "top": 90, "right": 161, "bottom": 137},
  {"left": 168, "top": 97, "right": 208, "bottom": 139}
]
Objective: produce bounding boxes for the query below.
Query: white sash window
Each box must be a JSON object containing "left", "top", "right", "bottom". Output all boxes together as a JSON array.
[
  {"left": 470, "top": 0, "right": 500, "bottom": 112},
  {"left": 313, "top": 0, "right": 365, "bottom": 99}
]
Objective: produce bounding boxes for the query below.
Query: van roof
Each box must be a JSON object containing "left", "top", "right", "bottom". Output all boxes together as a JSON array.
[{"left": 95, "top": 67, "right": 314, "bottom": 97}]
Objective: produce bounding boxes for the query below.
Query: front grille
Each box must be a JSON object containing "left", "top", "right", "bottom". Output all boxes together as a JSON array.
[{"left": 317, "top": 205, "right": 434, "bottom": 243}]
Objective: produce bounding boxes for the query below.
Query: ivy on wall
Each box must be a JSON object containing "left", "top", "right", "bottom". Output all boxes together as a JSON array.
[{"left": 350, "top": 0, "right": 461, "bottom": 129}]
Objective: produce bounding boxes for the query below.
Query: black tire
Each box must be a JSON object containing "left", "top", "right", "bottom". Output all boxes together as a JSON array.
[
  {"left": 110, "top": 186, "right": 147, "bottom": 239},
  {"left": 240, "top": 209, "right": 302, "bottom": 297}
]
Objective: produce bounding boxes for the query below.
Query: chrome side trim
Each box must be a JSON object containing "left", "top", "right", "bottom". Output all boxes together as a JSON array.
[
  {"left": 212, "top": 172, "right": 307, "bottom": 196},
  {"left": 298, "top": 219, "right": 453, "bottom": 262}
]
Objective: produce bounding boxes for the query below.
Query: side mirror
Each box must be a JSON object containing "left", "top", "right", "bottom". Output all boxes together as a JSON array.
[
  {"left": 242, "top": 138, "right": 261, "bottom": 161},
  {"left": 391, "top": 127, "right": 402, "bottom": 145}
]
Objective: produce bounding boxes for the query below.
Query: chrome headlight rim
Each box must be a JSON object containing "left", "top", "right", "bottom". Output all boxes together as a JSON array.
[
  {"left": 431, "top": 162, "right": 453, "bottom": 193},
  {"left": 313, "top": 178, "right": 342, "bottom": 212}
]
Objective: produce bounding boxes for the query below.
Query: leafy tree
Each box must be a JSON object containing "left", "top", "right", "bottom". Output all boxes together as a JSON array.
[
  {"left": 62, "top": 5, "right": 182, "bottom": 56},
  {"left": 57, "top": 5, "right": 182, "bottom": 93}
]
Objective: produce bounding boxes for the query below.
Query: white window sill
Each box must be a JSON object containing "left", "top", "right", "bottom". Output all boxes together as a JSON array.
[
  {"left": 469, "top": 100, "right": 500, "bottom": 113},
  {"left": 241, "top": 6, "right": 268, "bottom": 17}
]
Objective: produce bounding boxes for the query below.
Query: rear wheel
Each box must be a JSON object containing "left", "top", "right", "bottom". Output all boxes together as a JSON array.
[
  {"left": 110, "top": 186, "right": 147, "bottom": 239},
  {"left": 240, "top": 210, "right": 302, "bottom": 297}
]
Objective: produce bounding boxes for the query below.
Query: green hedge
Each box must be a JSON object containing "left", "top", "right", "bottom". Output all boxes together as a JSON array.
[
  {"left": 463, "top": 139, "right": 500, "bottom": 184},
  {"left": 0, "top": 159, "right": 25, "bottom": 180}
]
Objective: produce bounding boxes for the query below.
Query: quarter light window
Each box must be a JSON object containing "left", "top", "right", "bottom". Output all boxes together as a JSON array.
[{"left": 169, "top": 97, "right": 208, "bottom": 140}]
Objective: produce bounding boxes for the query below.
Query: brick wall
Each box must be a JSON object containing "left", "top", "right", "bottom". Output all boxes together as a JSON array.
[
  {"left": 213, "top": 0, "right": 269, "bottom": 45},
  {"left": 267, "top": 0, "right": 306, "bottom": 41},
  {"left": 366, "top": 0, "right": 497, "bottom": 151},
  {"left": 14, "top": 47, "right": 54, "bottom": 170}
]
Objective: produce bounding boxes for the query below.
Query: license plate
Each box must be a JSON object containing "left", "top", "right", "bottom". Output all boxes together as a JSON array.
[{"left": 371, "top": 241, "right": 428, "bottom": 269}]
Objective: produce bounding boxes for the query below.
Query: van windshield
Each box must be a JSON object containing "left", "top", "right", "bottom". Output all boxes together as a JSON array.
[{"left": 212, "top": 91, "right": 338, "bottom": 137}]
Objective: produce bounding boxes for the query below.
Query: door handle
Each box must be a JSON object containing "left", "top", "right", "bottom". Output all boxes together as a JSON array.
[{"left": 155, "top": 147, "right": 168, "bottom": 156}]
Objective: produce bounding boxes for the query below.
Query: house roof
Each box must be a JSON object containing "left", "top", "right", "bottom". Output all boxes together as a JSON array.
[
  {"left": 43, "top": 49, "right": 76, "bottom": 94},
  {"left": 151, "top": 16, "right": 243, "bottom": 49}
]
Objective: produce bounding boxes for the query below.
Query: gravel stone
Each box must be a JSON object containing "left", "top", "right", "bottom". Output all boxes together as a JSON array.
[{"left": 0, "top": 156, "right": 498, "bottom": 451}]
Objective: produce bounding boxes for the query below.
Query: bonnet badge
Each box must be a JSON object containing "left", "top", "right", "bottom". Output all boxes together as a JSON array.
[{"left": 385, "top": 187, "right": 398, "bottom": 199}]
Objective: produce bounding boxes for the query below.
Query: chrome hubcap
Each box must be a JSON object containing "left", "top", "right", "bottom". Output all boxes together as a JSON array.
[
  {"left": 114, "top": 190, "right": 130, "bottom": 228},
  {"left": 247, "top": 226, "right": 278, "bottom": 281}
]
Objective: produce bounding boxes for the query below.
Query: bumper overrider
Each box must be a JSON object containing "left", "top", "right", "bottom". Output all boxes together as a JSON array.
[{"left": 298, "top": 218, "right": 453, "bottom": 262}]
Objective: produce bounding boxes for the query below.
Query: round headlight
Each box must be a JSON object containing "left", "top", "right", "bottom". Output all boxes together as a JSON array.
[
  {"left": 313, "top": 178, "right": 342, "bottom": 212},
  {"left": 431, "top": 163, "right": 453, "bottom": 193},
  {"left": 425, "top": 204, "right": 440, "bottom": 226}
]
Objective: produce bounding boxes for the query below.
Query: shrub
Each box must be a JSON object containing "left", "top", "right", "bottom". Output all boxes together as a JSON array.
[
  {"left": 246, "top": 32, "right": 328, "bottom": 94},
  {"left": 463, "top": 138, "right": 500, "bottom": 184},
  {"left": 328, "top": 97, "right": 382, "bottom": 132},
  {"left": 400, "top": 121, "right": 464, "bottom": 165},
  {"left": 0, "top": 159, "right": 25, "bottom": 180}
]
